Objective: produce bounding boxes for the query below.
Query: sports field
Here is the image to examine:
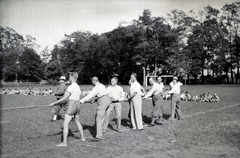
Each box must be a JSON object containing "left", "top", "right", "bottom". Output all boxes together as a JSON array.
[{"left": 1, "top": 85, "right": 240, "bottom": 158}]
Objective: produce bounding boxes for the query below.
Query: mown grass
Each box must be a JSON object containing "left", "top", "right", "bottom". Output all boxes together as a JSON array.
[{"left": 0, "top": 85, "right": 240, "bottom": 158}]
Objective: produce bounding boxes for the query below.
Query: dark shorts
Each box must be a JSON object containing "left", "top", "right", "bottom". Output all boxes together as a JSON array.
[{"left": 65, "top": 100, "right": 80, "bottom": 116}]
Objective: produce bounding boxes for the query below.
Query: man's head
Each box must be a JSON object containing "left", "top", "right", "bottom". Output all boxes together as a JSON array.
[
  {"left": 69, "top": 72, "right": 78, "bottom": 83},
  {"left": 111, "top": 77, "right": 118, "bottom": 86},
  {"left": 173, "top": 76, "right": 178, "bottom": 84},
  {"left": 130, "top": 73, "right": 137, "bottom": 82},
  {"left": 91, "top": 76, "right": 99, "bottom": 86},
  {"left": 149, "top": 77, "right": 155, "bottom": 86},
  {"left": 157, "top": 76, "right": 162, "bottom": 83},
  {"left": 59, "top": 76, "right": 66, "bottom": 83}
]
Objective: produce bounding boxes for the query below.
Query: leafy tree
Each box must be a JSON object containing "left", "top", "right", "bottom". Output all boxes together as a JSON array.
[
  {"left": 18, "top": 48, "right": 44, "bottom": 81},
  {"left": 221, "top": 2, "right": 240, "bottom": 83}
]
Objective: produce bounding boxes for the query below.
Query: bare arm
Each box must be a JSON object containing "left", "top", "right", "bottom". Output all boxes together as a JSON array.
[
  {"left": 49, "top": 91, "right": 71, "bottom": 106},
  {"left": 80, "top": 86, "right": 98, "bottom": 103}
]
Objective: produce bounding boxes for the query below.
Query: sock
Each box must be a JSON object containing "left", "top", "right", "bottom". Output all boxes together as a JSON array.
[{"left": 53, "top": 115, "right": 57, "bottom": 121}]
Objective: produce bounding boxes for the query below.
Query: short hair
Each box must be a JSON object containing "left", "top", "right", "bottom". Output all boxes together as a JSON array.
[
  {"left": 69, "top": 72, "right": 78, "bottom": 80},
  {"left": 149, "top": 77, "right": 155, "bottom": 81},
  {"left": 112, "top": 77, "right": 118, "bottom": 82},
  {"left": 131, "top": 73, "right": 137, "bottom": 79},
  {"left": 173, "top": 76, "right": 178, "bottom": 80},
  {"left": 92, "top": 76, "right": 99, "bottom": 82}
]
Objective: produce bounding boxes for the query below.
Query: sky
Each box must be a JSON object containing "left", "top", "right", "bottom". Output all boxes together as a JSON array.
[{"left": 0, "top": 0, "right": 237, "bottom": 51}]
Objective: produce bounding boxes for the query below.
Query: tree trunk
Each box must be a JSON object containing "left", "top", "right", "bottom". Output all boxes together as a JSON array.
[
  {"left": 212, "top": 69, "right": 214, "bottom": 84},
  {"left": 201, "top": 68, "right": 204, "bottom": 84},
  {"left": 230, "top": 66, "right": 234, "bottom": 84},
  {"left": 236, "top": 62, "right": 239, "bottom": 84}
]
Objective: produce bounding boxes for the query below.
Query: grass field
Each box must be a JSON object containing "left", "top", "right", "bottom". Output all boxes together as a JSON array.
[{"left": 1, "top": 85, "right": 240, "bottom": 158}]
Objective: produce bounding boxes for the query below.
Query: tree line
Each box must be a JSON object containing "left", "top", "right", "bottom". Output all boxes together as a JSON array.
[{"left": 1, "top": 2, "right": 239, "bottom": 84}]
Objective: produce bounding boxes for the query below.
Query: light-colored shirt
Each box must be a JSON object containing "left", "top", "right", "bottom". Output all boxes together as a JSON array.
[
  {"left": 170, "top": 81, "right": 174, "bottom": 88},
  {"left": 107, "top": 85, "right": 125, "bottom": 101},
  {"left": 145, "top": 82, "right": 164, "bottom": 98},
  {"left": 159, "top": 82, "right": 164, "bottom": 89},
  {"left": 130, "top": 81, "right": 142, "bottom": 95},
  {"left": 168, "top": 82, "right": 182, "bottom": 94},
  {"left": 66, "top": 82, "right": 81, "bottom": 100},
  {"left": 80, "top": 83, "right": 107, "bottom": 102}
]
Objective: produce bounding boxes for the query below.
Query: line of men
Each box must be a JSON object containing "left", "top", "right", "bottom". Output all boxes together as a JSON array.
[{"left": 48, "top": 73, "right": 183, "bottom": 147}]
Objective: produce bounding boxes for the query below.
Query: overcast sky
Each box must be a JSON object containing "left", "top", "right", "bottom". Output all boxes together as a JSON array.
[{"left": 0, "top": 0, "right": 237, "bottom": 51}]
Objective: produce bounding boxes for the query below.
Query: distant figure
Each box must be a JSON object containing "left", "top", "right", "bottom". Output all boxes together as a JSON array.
[
  {"left": 163, "top": 89, "right": 171, "bottom": 100},
  {"left": 192, "top": 94, "right": 199, "bottom": 102},
  {"left": 202, "top": 93, "right": 208, "bottom": 102},
  {"left": 212, "top": 94, "right": 220, "bottom": 102},
  {"left": 51, "top": 76, "right": 68, "bottom": 122},
  {"left": 198, "top": 94, "right": 203, "bottom": 102},
  {"left": 180, "top": 91, "right": 187, "bottom": 101},
  {"left": 207, "top": 93, "right": 213, "bottom": 102},
  {"left": 185, "top": 91, "right": 191, "bottom": 101}
]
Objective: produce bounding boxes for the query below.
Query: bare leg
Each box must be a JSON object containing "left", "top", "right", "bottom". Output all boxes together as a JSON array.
[
  {"left": 75, "top": 114, "right": 85, "bottom": 141},
  {"left": 56, "top": 114, "right": 72, "bottom": 147}
]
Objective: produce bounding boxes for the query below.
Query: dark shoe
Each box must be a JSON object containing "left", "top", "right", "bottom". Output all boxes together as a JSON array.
[
  {"left": 138, "top": 129, "right": 143, "bottom": 131},
  {"left": 91, "top": 138, "right": 102, "bottom": 142},
  {"left": 155, "top": 122, "right": 162, "bottom": 125},
  {"left": 148, "top": 124, "right": 155, "bottom": 127}
]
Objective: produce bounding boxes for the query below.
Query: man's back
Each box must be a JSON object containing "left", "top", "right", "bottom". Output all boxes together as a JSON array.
[{"left": 67, "top": 83, "right": 81, "bottom": 101}]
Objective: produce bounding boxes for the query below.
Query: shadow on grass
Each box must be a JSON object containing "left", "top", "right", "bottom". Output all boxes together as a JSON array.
[{"left": 83, "top": 124, "right": 96, "bottom": 137}]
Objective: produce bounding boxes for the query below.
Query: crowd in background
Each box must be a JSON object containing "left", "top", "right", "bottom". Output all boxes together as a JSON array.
[
  {"left": 0, "top": 87, "right": 220, "bottom": 102},
  {"left": 0, "top": 88, "right": 54, "bottom": 96}
]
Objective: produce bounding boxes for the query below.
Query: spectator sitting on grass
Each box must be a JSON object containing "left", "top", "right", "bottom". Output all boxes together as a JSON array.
[
  {"left": 180, "top": 91, "right": 187, "bottom": 101},
  {"left": 207, "top": 93, "right": 213, "bottom": 102},
  {"left": 163, "top": 89, "right": 171, "bottom": 100},
  {"left": 185, "top": 91, "right": 191, "bottom": 101},
  {"left": 212, "top": 94, "right": 220, "bottom": 102},
  {"left": 192, "top": 94, "right": 199, "bottom": 102}
]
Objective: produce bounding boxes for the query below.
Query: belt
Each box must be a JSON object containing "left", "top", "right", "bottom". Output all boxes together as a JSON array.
[{"left": 152, "top": 93, "right": 162, "bottom": 97}]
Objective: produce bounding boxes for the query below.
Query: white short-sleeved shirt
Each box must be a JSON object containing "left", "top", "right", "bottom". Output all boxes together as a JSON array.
[
  {"left": 130, "top": 81, "right": 142, "bottom": 95},
  {"left": 66, "top": 82, "right": 81, "bottom": 100}
]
